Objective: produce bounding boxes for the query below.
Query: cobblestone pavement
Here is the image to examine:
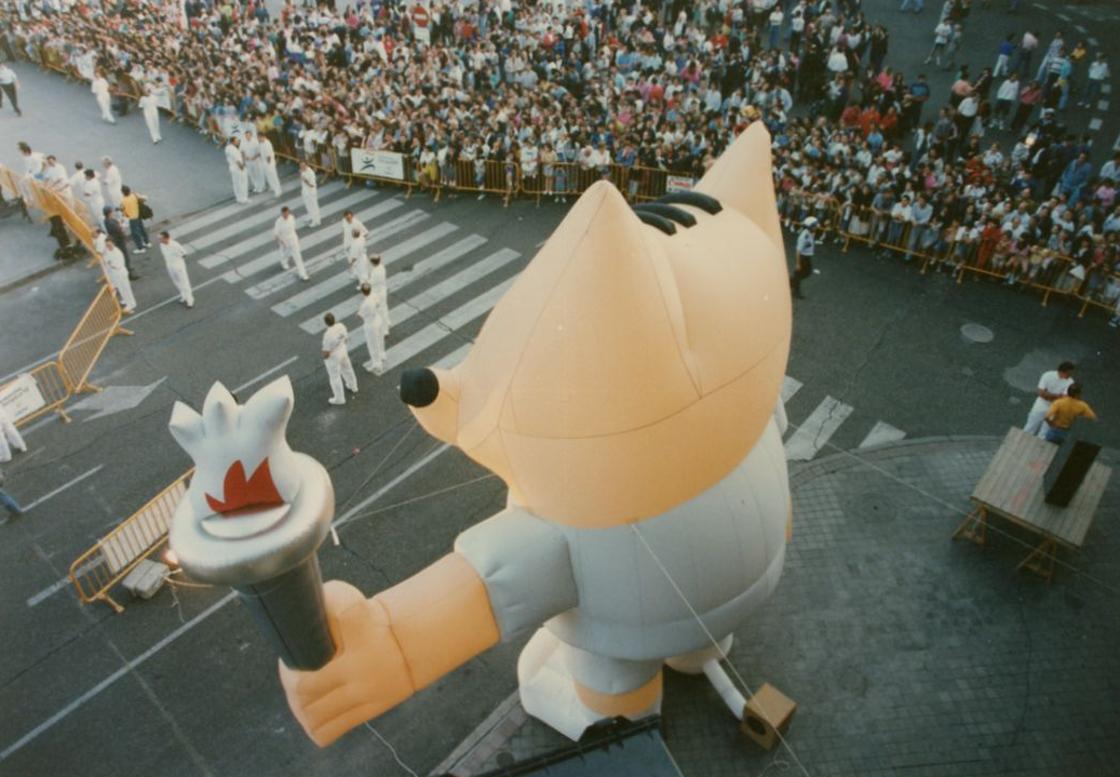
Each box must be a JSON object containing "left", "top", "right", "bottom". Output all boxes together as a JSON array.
[{"left": 443, "top": 436, "right": 1120, "bottom": 777}]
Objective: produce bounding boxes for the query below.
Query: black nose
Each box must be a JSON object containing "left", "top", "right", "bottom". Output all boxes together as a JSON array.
[{"left": 400, "top": 368, "right": 440, "bottom": 408}]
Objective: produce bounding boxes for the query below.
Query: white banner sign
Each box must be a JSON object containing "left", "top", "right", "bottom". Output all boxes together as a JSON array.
[
  {"left": 0, "top": 374, "right": 46, "bottom": 422},
  {"left": 351, "top": 149, "right": 406, "bottom": 181},
  {"left": 666, "top": 175, "right": 695, "bottom": 193}
]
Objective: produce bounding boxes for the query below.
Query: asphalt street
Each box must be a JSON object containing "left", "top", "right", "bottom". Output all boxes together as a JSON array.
[{"left": 0, "top": 1, "right": 1118, "bottom": 776}]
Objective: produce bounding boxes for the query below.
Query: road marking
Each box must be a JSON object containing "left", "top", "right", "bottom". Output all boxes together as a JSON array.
[
  {"left": 70, "top": 378, "right": 167, "bottom": 421},
  {"left": 1097, "top": 100, "right": 1110, "bottom": 112},
  {"left": 858, "top": 421, "right": 907, "bottom": 449},
  {"left": 433, "top": 343, "right": 472, "bottom": 370},
  {"left": 3, "top": 441, "right": 453, "bottom": 761},
  {"left": 784, "top": 396, "right": 853, "bottom": 461},
  {"left": 271, "top": 222, "right": 459, "bottom": 317},
  {"left": 186, "top": 182, "right": 356, "bottom": 252},
  {"left": 1102, "top": 83, "right": 1111, "bottom": 95},
  {"left": 1075, "top": 24, "right": 1087, "bottom": 33},
  {"left": 300, "top": 234, "right": 488, "bottom": 333},
  {"left": 345, "top": 248, "right": 521, "bottom": 352},
  {"left": 381, "top": 278, "right": 516, "bottom": 371},
  {"left": 22, "top": 465, "right": 105, "bottom": 513},
  {"left": 203, "top": 197, "right": 403, "bottom": 271},
  {"left": 26, "top": 575, "right": 71, "bottom": 608},
  {"left": 167, "top": 177, "right": 300, "bottom": 237},
  {"left": 781, "top": 376, "right": 803, "bottom": 403},
  {"left": 1056, "top": 12, "right": 1069, "bottom": 21},
  {"left": 1089, "top": 118, "right": 1103, "bottom": 131},
  {"left": 232, "top": 356, "right": 299, "bottom": 394},
  {"left": 1088, "top": 37, "right": 1099, "bottom": 47}
]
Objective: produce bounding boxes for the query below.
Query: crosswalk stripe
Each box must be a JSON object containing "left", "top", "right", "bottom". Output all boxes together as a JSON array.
[
  {"left": 187, "top": 181, "right": 352, "bottom": 253},
  {"left": 204, "top": 196, "right": 402, "bottom": 272},
  {"left": 432, "top": 343, "right": 472, "bottom": 370},
  {"left": 272, "top": 223, "right": 459, "bottom": 318},
  {"left": 380, "top": 278, "right": 516, "bottom": 371},
  {"left": 345, "top": 247, "right": 520, "bottom": 351},
  {"left": 241, "top": 209, "right": 429, "bottom": 298},
  {"left": 218, "top": 199, "right": 403, "bottom": 283},
  {"left": 784, "top": 395, "right": 853, "bottom": 461},
  {"left": 781, "top": 376, "right": 803, "bottom": 403},
  {"left": 169, "top": 176, "right": 301, "bottom": 237},
  {"left": 300, "top": 234, "right": 488, "bottom": 333},
  {"left": 858, "top": 421, "right": 906, "bottom": 449}
]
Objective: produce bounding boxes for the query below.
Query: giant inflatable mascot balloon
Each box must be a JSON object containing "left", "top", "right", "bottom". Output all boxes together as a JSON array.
[{"left": 169, "top": 122, "right": 792, "bottom": 745}]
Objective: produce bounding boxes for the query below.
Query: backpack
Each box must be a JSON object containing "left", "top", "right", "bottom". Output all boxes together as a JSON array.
[{"left": 138, "top": 196, "right": 153, "bottom": 220}]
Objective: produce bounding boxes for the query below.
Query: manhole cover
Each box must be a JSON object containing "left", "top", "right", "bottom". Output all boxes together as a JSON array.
[{"left": 961, "top": 323, "right": 994, "bottom": 343}]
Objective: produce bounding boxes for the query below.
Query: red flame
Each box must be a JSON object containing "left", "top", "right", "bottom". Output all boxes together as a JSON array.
[{"left": 205, "top": 459, "right": 284, "bottom": 515}]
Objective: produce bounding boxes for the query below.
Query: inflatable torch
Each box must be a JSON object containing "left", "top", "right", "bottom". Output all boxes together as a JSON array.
[{"left": 168, "top": 377, "right": 336, "bottom": 670}]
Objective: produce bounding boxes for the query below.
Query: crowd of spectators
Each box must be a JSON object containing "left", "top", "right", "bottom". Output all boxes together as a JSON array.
[{"left": 2, "top": 0, "right": 1118, "bottom": 321}]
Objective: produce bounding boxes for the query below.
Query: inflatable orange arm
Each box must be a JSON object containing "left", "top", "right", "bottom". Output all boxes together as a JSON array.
[{"left": 279, "top": 553, "right": 500, "bottom": 746}]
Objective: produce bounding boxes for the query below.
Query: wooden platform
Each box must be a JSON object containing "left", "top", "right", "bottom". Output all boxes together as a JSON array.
[{"left": 953, "top": 427, "right": 1111, "bottom": 581}]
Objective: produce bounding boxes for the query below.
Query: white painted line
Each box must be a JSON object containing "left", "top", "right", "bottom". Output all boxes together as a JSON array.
[
  {"left": 26, "top": 575, "right": 71, "bottom": 607},
  {"left": 23, "top": 465, "right": 105, "bottom": 513},
  {"left": 1075, "top": 24, "right": 1087, "bottom": 33},
  {"left": 4, "top": 441, "right": 453, "bottom": 761},
  {"left": 203, "top": 196, "right": 403, "bottom": 271},
  {"left": 301, "top": 234, "right": 488, "bottom": 334},
  {"left": 858, "top": 421, "right": 907, "bottom": 449},
  {"left": 1102, "top": 83, "right": 1111, "bottom": 95},
  {"left": 123, "top": 274, "right": 226, "bottom": 323},
  {"left": 187, "top": 182, "right": 355, "bottom": 252},
  {"left": 433, "top": 343, "right": 472, "bottom": 370},
  {"left": 271, "top": 222, "right": 459, "bottom": 317},
  {"left": 1056, "top": 12, "right": 1069, "bottom": 21},
  {"left": 1089, "top": 118, "right": 1103, "bottom": 131},
  {"left": 345, "top": 248, "right": 521, "bottom": 352},
  {"left": 169, "top": 177, "right": 302, "bottom": 237},
  {"left": 232, "top": 356, "right": 299, "bottom": 395},
  {"left": 1097, "top": 100, "right": 1110, "bottom": 112},
  {"left": 1034, "top": 1, "right": 1048, "bottom": 8},
  {"left": 783, "top": 396, "right": 853, "bottom": 462},
  {"left": 1088, "top": 37, "right": 1099, "bottom": 47},
  {"left": 781, "top": 376, "right": 803, "bottom": 404},
  {"left": 381, "top": 278, "right": 516, "bottom": 371}
]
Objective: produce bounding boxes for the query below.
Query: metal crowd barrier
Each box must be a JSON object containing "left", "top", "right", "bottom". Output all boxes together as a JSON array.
[
  {"left": 8, "top": 362, "right": 74, "bottom": 427},
  {"left": 68, "top": 471, "right": 192, "bottom": 613},
  {"left": 58, "top": 284, "right": 133, "bottom": 395}
]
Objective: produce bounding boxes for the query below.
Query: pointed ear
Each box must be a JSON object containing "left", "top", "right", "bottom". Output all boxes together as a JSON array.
[
  {"left": 168, "top": 401, "right": 203, "bottom": 450},
  {"left": 694, "top": 123, "right": 783, "bottom": 251},
  {"left": 201, "top": 381, "right": 238, "bottom": 435},
  {"left": 245, "top": 376, "right": 295, "bottom": 434}
]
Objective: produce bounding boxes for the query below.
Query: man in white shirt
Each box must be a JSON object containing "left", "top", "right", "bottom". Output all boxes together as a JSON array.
[
  {"left": 320, "top": 312, "right": 358, "bottom": 405},
  {"left": 366, "top": 253, "right": 389, "bottom": 328},
  {"left": 0, "top": 63, "right": 20, "bottom": 117},
  {"left": 18, "top": 142, "right": 43, "bottom": 177},
  {"left": 91, "top": 71, "right": 115, "bottom": 123},
  {"left": 273, "top": 206, "right": 309, "bottom": 280},
  {"left": 158, "top": 230, "right": 194, "bottom": 308},
  {"left": 300, "top": 161, "right": 321, "bottom": 226},
  {"left": 341, "top": 209, "right": 368, "bottom": 253},
  {"left": 138, "top": 88, "right": 162, "bottom": 143},
  {"left": 81, "top": 168, "right": 104, "bottom": 226},
  {"left": 225, "top": 138, "right": 249, "bottom": 204},
  {"left": 241, "top": 129, "right": 265, "bottom": 194},
  {"left": 259, "top": 133, "right": 283, "bottom": 197},
  {"left": 1082, "top": 53, "right": 1111, "bottom": 108},
  {"left": 1024, "top": 361, "right": 1075, "bottom": 435},
  {"left": 102, "top": 237, "right": 136, "bottom": 313},
  {"left": 790, "top": 216, "right": 817, "bottom": 299},
  {"left": 356, "top": 282, "right": 388, "bottom": 374},
  {"left": 347, "top": 228, "right": 370, "bottom": 289},
  {"left": 101, "top": 157, "right": 124, "bottom": 209}
]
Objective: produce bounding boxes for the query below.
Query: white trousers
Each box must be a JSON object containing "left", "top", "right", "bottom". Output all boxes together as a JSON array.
[
  {"left": 302, "top": 188, "right": 320, "bottom": 225},
  {"left": 230, "top": 167, "right": 249, "bottom": 203},
  {"left": 363, "top": 323, "right": 386, "bottom": 371},
  {"left": 248, "top": 160, "right": 266, "bottom": 192},
  {"left": 107, "top": 269, "right": 136, "bottom": 311},
  {"left": 86, "top": 198, "right": 104, "bottom": 226},
  {"left": 325, "top": 355, "right": 358, "bottom": 403},
  {"left": 1023, "top": 408, "right": 1048, "bottom": 437},
  {"left": 143, "top": 109, "right": 161, "bottom": 142},
  {"left": 265, "top": 163, "right": 282, "bottom": 197},
  {"left": 0, "top": 416, "right": 28, "bottom": 463},
  {"left": 279, "top": 241, "right": 308, "bottom": 279},
  {"left": 167, "top": 261, "right": 193, "bottom": 306},
  {"left": 96, "top": 94, "right": 114, "bottom": 123}
]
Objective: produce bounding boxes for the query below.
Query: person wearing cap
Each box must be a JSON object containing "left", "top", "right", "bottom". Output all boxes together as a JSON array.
[
  {"left": 790, "top": 217, "right": 817, "bottom": 299},
  {"left": 1042, "top": 383, "right": 1096, "bottom": 444},
  {"left": 1024, "top": 361, "right": 1075, "bottom": 436}
]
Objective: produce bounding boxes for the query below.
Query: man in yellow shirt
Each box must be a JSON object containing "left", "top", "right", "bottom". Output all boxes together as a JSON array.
[
  {"left": 1043, "top": 383, "right": 1097, "bottom": 443},
  {"left": 120, "top": 185, "right": 151, "bottom": 254}
]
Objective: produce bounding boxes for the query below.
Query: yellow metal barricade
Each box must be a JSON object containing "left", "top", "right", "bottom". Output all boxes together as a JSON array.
[
  {"left": 58, "top": 284, "right": 133, "bottom": 395},
  {"left": 3, "top": 361, "right": 74, "bottom": 427},
  {"left": 628, "top": 164, "right": 670, "bottom": 202},
  {"left": 447, "top": 158, "right": 519, "bottom": 206},
  {"left": 69, "top": 470, "right": 193, "bottom": 613}
]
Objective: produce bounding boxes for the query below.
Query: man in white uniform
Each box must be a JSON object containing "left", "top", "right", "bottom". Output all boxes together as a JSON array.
[
  {"left": 346, "top": 228, "right": 369, "bottom": 289},
  {"left": 103, "top": 237, "right": 136, "bottom": 312},
  {"left": 101, "top": 157, "right": 123, "bottom": 209},
  {"left": 341, "top": 209, "right": 368, "bottom": 252},
  {"left": 321, "top": 312, "right": 358, "bottom": 405},
  {"left": 0, "top": 403, "right": 28, "bottom": 464},
  {"left": 69, "top": 161, "right": 87, "bottom": 203},
  {"left": 91, "top": 71, "right": 115, "bottom": 123},
  {"left": 19, "top": 142, "right": 44, "bottom": 176},
  {"left": 81, "top": 168, "right": 104, "bottom": 226},
  {"left": 367, "top": 253, "right": 389, "bottom": 329},
  {"left": 158, "top": 230, "right": 194, "bottom": 308},
  {"left": 259, "top": 132, "right": 283, "bottom": 197},
  {"left": 300, "top": 161, "right": 321, "bottom": 226},
  {"left": 225, "top": 138, "right": 249, "bottom": 204},
  {"left": 273, "top": 206, "right": 309, "bottom": 280},
  {"left": 1024, "top": 361, "right": 1075, "bottom": 436},
  {"left": 356, "top": 283, "right": 388, "bottom": 374},
  {"left": 138, "top": 88, "right": 162, "bottom": 143},
  {"left": 242, "top": 129, "right": 265, "bottom": 194}
]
